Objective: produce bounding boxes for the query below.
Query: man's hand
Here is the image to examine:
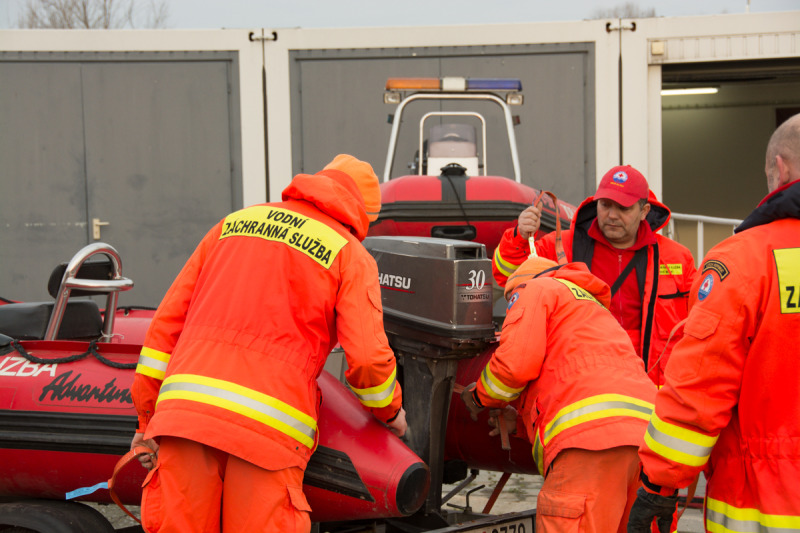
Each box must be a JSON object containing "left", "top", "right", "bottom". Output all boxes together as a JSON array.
[
  {"left": 460, "top": 383, "right": 484, "bottom": 421},
  {"left": 131, "top": 432, "right": 159, "bottom": 471},
  {"left": 387, "top": 407, "right": 408, "bottom": 437},
  {"left": 488, "top": 405, "right": 517, "bottom": 437},
  {"left": 517, "top": 205, "right": 543, "bottom": 240},
  {"left": 627, "top": 487, "right": 678, "bottom": 533}
]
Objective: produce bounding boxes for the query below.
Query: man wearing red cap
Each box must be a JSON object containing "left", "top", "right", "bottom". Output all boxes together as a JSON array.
[
  {"left": 130, "top": 154, "right": 406, "bottom": 532},
  {"left": 492, "top": 166, "right": 697, "bottom": 386},
  {"left": 463, "top": 256, "right": 656, "bottom": 532}
]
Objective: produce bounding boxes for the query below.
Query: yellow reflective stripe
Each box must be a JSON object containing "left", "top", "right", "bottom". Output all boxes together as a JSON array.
[
  {"left": 480, "top": 364, "right": 525, "bottom": 402},
  {"left": 135, "top": 347, "right": 170, "bottom": 380},
  {"left": 532, "top": 431, "right": 545, "bottom": 474},
  {"left": 493, "top": 247, "right": 518, "bottom": 278},
  {"left": 543, "top": 394, "right": 653, "bottom": 445},
  {"left": 349, "top": 367, "right": 397, "bottom": 408},
  {"left": 156, "top": 374, "right": 317, "bottom": 449},
  {"left": 219, "top": 206, "right": 347, "bottom": 270},
  {"left": 644, "top": 412, "right": 718, "bottom": 467},
  {"left": 706, "top": 497, "right": 800, "bottom": 532}
]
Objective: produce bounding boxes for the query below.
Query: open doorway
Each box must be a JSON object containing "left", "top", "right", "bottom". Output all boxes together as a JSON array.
[{"left": 660, "top": 57, "right": 800, "bottom": 259}]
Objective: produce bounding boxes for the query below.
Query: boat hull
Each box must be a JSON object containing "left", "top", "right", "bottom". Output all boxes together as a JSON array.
[
  {"left": 0, "top": 337, "right": 428, "bottom": 522},
  {"left": 371, "top": 174, "right": 575, "bottom": 253}
]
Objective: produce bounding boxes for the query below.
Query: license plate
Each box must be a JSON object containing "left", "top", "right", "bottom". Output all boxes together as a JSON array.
[
  {"left": 457, "top": 517, "right": 533, "bottom": 533},
  {"left": 427, "top": 510, "right": 536, "bottom": 533}
]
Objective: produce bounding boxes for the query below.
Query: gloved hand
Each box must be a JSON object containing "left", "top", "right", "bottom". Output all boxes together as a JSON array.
[
  {"left": 627, "top": 487, "right": 678, "bottom": 533},
  {"left": 460, "top": 382, "right": 484, "bottom": 421}
]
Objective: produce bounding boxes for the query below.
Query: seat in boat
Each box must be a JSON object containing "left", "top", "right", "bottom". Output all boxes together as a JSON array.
[
  {"left": 0, "top": 259, "right": 113, "bottom": 340},
  {"left": 427, "top": 124, "right": 480, "bottom": 176}
]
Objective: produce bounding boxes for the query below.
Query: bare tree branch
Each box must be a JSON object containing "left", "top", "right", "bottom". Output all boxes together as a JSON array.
[
  {"left": 16, "top": 0, "right": 170, "bottom": 28},
  {"left": 590, "top": 2, "right": 657, "bottom": 19}
]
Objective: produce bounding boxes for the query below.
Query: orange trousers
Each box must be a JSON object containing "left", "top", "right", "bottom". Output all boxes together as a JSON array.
[
  {"left": 535, "top": 446, "right": 640, "bottom": 533},
  {"left": 140, "top": 436, "right": 311, "bottom": 533}
]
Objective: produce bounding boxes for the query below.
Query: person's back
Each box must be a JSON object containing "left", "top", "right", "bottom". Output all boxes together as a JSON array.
[
  {"left": 629, "top": 113, "right": 800, "bottom": 533},
  {"left": 640, "top": 183, "right": 800, "bottom": 526},
  {"left": 473, "top": 259, "right": 656, "bottom": 533},
  {"left": 499, "top": 262, "right": 656, "bottom": 471},
  {"left": 132, "top": 154, "right": 404, "bottom": 532}
]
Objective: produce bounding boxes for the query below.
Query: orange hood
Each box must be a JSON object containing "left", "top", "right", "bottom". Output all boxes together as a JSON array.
[{"left": 281, "top": 170, "right": 371, "bottom": 241}]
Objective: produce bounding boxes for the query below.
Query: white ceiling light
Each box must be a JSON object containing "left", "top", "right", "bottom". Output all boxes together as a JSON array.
[{"left": 661, "top": 87, "right": 719, "bottom": 96}]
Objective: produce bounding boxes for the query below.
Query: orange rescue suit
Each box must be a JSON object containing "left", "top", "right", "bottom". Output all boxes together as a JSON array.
[
  {"left": 639, "top": 180, "right": 800, "bottom": 532},
  {"left": 132, "top": 169, "right": 403, "bottom": 472},
  {"left": 475, "top": 262, "right": 656, "bottom": 474}
]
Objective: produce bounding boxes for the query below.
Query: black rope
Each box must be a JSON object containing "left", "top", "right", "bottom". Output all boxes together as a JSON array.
[
  {"left": 91, "top": 344, "right": 138, "bottom": 369},
  {"left": 443, "top": 173, "right": 471, "bottom": 227},
  {"left": 11, "top": 340, "right": 137, "bottom": 370},
  {"left": 118, "top": 305, "right": 158, "bottom": 313},
  {"left": 12, "top": 340, "right": 91, "bottom": 364}
]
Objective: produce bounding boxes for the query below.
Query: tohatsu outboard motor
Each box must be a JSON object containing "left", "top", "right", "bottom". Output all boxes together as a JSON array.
[
  {"left": 365, "top": 236, "right": 496, "bottom": 353},
  {"left": 364, "top": 236, "right": 501, "bottom": 527}
]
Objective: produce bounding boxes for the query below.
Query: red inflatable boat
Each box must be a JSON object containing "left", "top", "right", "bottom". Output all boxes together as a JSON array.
[
  {"left": 0, "top": 243, "right": 428, "bottom": 531},
  {"left": 0, "top": 237, "right": 542, "bottom": 532}
]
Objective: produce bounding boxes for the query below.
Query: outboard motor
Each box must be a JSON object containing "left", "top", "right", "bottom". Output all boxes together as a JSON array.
[{"left": 364, "top": 236, "right": 495, "bottom": 526}]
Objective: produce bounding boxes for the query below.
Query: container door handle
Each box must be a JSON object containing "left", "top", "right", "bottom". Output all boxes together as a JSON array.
[{"left": 92, "top": 218, "right": 110, "bottom": 240}]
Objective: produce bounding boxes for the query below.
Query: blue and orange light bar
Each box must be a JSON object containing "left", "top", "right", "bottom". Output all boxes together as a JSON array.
[{"left": 385, "top": 77, "right": 523, "bottom": 92}]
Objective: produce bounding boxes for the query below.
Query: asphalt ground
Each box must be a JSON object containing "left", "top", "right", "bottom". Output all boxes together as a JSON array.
[
  {"left": 94, "top": 472, "right": 705, "bottom": 532},
  {"left": 441, "top": 471, "right": 706, "bottom": 533},
  {"left": 88, "top": 502, "right": 141, "bottom": 530}
]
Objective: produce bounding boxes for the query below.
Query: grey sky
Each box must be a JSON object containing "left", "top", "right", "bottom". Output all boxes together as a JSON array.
[{"left": 1, "top": 0, "right": 798, "bottom": 29}]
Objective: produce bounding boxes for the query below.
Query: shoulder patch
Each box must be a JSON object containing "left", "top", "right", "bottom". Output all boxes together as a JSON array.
[
  {"left": 507, "top": 291, "right": 520, "bottom": 310},
  {"left": 701, "top": 259, "right": 729, "bottom": 281},
  {"left": 697, "top": 274, "right": 714, "bottom": 301}
]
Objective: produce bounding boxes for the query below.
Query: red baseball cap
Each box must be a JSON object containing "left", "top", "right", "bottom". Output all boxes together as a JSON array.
[{"left": 594, "top": 165, "right": 649, "bottom": 207}]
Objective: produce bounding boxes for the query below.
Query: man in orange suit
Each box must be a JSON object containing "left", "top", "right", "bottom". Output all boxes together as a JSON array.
[
  {"left": 464, "top": 256, "right": 656, "bottom": 532},
  {"left": 131, "top": 154, "right": 406, "bottom": 532},
  {"left": 628, "top": 114, "right": 800, "bottom": 532}
]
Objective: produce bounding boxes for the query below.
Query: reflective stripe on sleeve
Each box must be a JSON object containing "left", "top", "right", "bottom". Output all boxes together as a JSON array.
[
  {"left": 156, "top": 374, "right": 317, "bottom": 449},
  {"left": 480, "top": 364, "right": 525, "bottom": 402},
  {"left": 532, "top": 431, "right": 545, "bottom": 474},
  {"left": 494, "top": 247, "right": 519, "bottom": 279},
  {"left": 136, "top": 347, "right": 170, "bottom": 380},
  {"left": 543, "top": 394, "right": 653, "bottom": 445},
  {"left": 706, "top": 497, "right": 800, "bottom": 532},
  {"left": 643, "top": 412, "right": 718, "bottom": 467},
  {"left": 349, "top": 367, "right": 397, "bottom": 409}
]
